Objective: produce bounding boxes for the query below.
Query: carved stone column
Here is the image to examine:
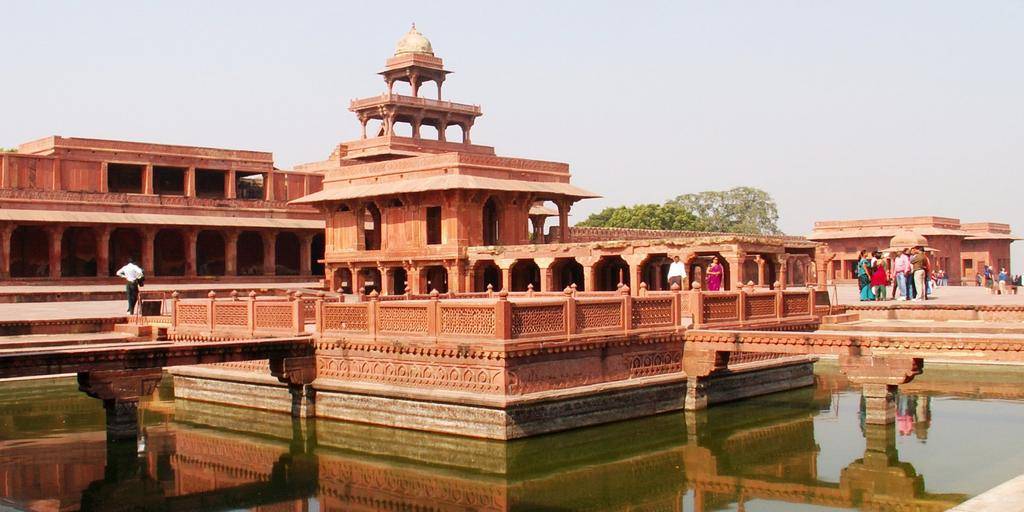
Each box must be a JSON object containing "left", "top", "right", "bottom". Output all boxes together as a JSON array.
[
  {"left": 183, "top": 229, "right": 197, "bottom": 278},
  {"left": 78, "top": 369, "right": 163, "bottom": 442},
  {"left": 535, "top": 257, "right": 555, "bottom": 292},
  {"left": 578, "top": 256, "right": 600, "bottom": 293},
  {"left": 555, "top": 199, "right": 572, "bottom": 243},
  {"left": 1, "top": 224, "right": 14, "bottom": 279},
  {"left": 497, "top": 259, "right": 515, "bottom": 292},
  {"left": 142, "top": 164, "right": 154, "bottom": 195},
  {"left": 407, "top": 264, "right": 421, "bottom": 294},
  {"left": 225, "top": 169, "right": 236, "bottom": 199},
  {"left": 224, "top": 230, "right": 239, "bottom": 276},
  {"left": 184, "top": 166, "right": 196, "bottom": 197},
  {"left": 141, "top": 228, "right": 155, "bottom": 276},
  {"left": 723, "top": 251, "right": 745, "bottom": 291},
  {"left": 775, "top": 255, "right": 789, "bottom": 290},
  {"left": 47, "top": 225, "right": 64, "bottom": 279},
  {"left": 299, "top": 233, "right": 313, "bottom": 276},
  {"left": 379, "top": 266, "right": 390, "bottom": 295},
  {"left": 96, "top": 226, "right": 112, "bottom": 277},
  {"left": 754, "top": 255, "right": 767, "bottom": 286},
  {"left": 840, "top": 355, "right": 923, "bottom": 424},
  {"left": 623, "top": 254, "right": 648, "bottom": 295},
  {"left": 263, "top": 231, "right": 277, "bottom": 276}
]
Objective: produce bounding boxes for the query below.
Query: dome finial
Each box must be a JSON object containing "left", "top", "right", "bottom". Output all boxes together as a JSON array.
[{"left": 394, "top": 23, "right": 434, "bottom": 56}]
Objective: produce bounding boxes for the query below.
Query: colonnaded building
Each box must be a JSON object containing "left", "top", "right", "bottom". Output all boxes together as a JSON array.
[{"left": 810, "top": 216, "right": 1017, "bottom": 285}]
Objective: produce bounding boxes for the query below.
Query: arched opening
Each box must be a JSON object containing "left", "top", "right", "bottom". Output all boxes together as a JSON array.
[
  {"left": 791, "top": 259, "right": 807, "bottom": 286},
  {"left": 275, "top": 232, "right": 300, "bottom": 275},
  {"left": 594, "top": 256, "right": 630, "bottom": 291},
  {"left": 551, "top": 258, "right": 585, "bottom": 291},
  {"left": 196, "top": 231, "right": 225, "bottom": 276},
  {"left": 422, "top": 265, "right": 448, "bottom": 294},
  {"left": 335, "top": 268, "right": 353, "bottom": 294},
  {"left": 237, "top": 231, "right": 264, "bottom": 276},
  {"left": 60, "top": 227, "right": 97, "bottom": 277},
  {"left": 482, "top": 197, "right": 500, "bottom": 246},
  {"left": 109, "top": 228, "right": 142, "bottom": 276},
  {"left": 10, "top": 226, "right": 49, "bottom": 278},
  {"left": 743, "top": 259, "right": 759, "bottom": 286},
  {"left": 359, "top": 267, "right": 382, "bottom": 295},
  {"left": 392, "top": 121, "right": 413, "bottom": 138},
  {"left": 510, "top": 259, "right": 540, "bottom": 292},
  {"left": 366, "top": 119, "right": 384, "bottom": 138},
  {"left": 472, "top": 260, "right": 501, "bottom": 292},
  {"left": 420, "top": 124, "right": 440, "bottom": 140},
  {"left": 389, "top": 80, "right": 413, "bottom": 96},
  {"left": 363, "top": 203, "right": 382, "bottom": 250},
  {"left": 388, "top": 267, "right": 408, "bottom": 295},
  {"left": 689, "top": 253, "right": 731, "bottom": 291},
  {"left": 445, "top": 124, "right": 463, "bottom": 143},
  {"left": 154, "top": 229, "right": 186, "bottom": 276},
  {"left": 640, "top": 254, "right": 672, "bottom": 291},
  {"left": 311, "top": 234, "right": 325, "bottom": 276}
]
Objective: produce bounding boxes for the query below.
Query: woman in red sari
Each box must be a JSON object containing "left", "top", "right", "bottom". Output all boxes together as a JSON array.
[{"left": 706, "top": 257, "right": 724, "bottom": 291}]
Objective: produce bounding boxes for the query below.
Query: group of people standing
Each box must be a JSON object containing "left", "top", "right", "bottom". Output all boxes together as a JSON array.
[
  {"left": 857, "top": 247, "right": 933, "bottom": 301},
  {"left": 665, "top": 255, "right": 725, "bottom": 291},
  {"left": 978, "top": 265, "right": 1021, "bottom": 295}
]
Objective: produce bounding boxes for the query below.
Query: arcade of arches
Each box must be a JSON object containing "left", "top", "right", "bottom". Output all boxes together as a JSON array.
[{"left": 0, "top": 223, "right": 324, "bottom": 280}]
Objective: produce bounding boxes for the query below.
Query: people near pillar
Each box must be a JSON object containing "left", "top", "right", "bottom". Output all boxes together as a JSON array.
[
  {"left": 115, "top": 258, "right": 144, "bottom": 315},
  {"left": 705, "top": 257, "right": 724, "bottom": 292},
  {"left": 910, "top": 246, "right": 927, "bottom": 300},
  {"left": 892, "top": 248, "right": 911, "bottom": 301},
  {"left": 856, "top": 250, "right": 874, "bottom": 301},
  {"left": 667, "top": 255, "right": 686, "bottom": 288}
]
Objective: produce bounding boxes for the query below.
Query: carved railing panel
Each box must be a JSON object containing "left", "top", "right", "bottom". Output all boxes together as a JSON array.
[
  {"left": 703, "top": 294, "right": 740, "bottom": 323},
  {"left": 176, "top": 303, "right": 209, "bottom": 326},
  {"left": 214, "top": 303, "right": 248, "bottom": 327},
  {"left": 631, "top": 297, "right": 675, "bottom": 329},
  {"left": 253, "top": 302, "right": 294, "bottom": 330},
  {"left": 782, "top": 292, "right": 810, "bottom": 318},
  {"left": 511, "top": 303, "right": 565, "bottom": 339},
  {"left": 575, "top": 299, "right": 623, "bottom": 333},
  {"left": 745, "top": 294, "right": 776, "bottom": 319},
  {"left": 322, "top": 303, "right": 369, "bottom": 333},
  {"left": 378, "top": 304, "right": 429, "bottom": 335},
  {"left": 439, "top": 304, "right": 496, "bottom": 338}
]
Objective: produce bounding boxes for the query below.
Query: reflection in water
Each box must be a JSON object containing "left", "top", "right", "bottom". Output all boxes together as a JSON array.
[{"left": 2, "top": 365, "right": 1024, "bottom": 511}]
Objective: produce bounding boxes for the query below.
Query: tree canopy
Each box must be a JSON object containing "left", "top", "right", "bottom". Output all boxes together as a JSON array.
[{"left": 578, "top": 186, "right": 782, "bottom": 235}]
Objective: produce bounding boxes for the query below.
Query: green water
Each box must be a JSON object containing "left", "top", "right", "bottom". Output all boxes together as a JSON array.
[{"left": 1, "top": 363, "right": 1023, "bottom": 511}]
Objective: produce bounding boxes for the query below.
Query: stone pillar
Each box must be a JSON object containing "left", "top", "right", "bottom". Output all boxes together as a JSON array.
[
  {"left": 721, "top": 252, "right": 745, "bottom": 291},
  {"left": 379, "top": 266, "right": 390, "bottom": 295},
  {"left": 78, "top": 369, "right": 163, "bottom": 442},
  {"left": 447, "top": 261, "right": 462, "bottom": 293},
  {"left": 142, "top": 164, "right": 154, "bottom": 195},
  {"left": 407, "top": 265, "right": 421, "bottom": 294},
  {"left": 263, "top": 232, "right": 277, "bottom": 276},
  {"left": 536, "top": 258, "right": 555, "bottom": 292},
  {"left": 775, "top": 255, "right": 789, "bottom": 290},
  {"left": 497, "top": 259, "right": 514, "bottom": 292},
  {"left": 683, "top": 348, "right": 730, "bottom": 410},
  {"left": 579, "top": 257, "right": 599, "bottom": 293},
  {"left": 624, "top": 254, "right": 647, "bottom": 295},
  {"left": 225, "top": 169, "right": 236, "bottom": 199},
  {"left": 463, "top": 120, "right": 474, "bottom": 144},
  {"left": 754, "top": 255, "right": 767, "bottom": 286},
  {"left": 530, "top": 216, "right": 544, "bottom": 243},
  {"left": 1, "top": 224, "right": 14, "bottom": 279},
  {"left": 840, "top": 355, "right": 923, "bottom": 424},
  {"left": 141, "top": 229, "right": 155, "bottom": 276},
  {"left": 270, "top": 356, "right": 317, "bottom": 418},
  {"left": 47, "top": 225, "right": 63, "bottom": 279},
  {"left": 99, "top": 162, "right": 109, "bottom": 193},
  {"left": 300, "top": 234, "right": 313, "bottom": 276},
  {"left": 224, "top": 230, "right": 239, "bottom": 276},
  {"left": 183, "top": 229, "right": 197, "bottom": 278},
  {"left": 265, "top": 173, "right": 276, "bottom": 201},
  {"left": 556, "top": 199, "right": 571, "bottom": 243},
  {"left": 96, "top": 226, "right": 112, "bottom": 277},
  {"left": 184, "top": 167, "right": 196, "bottom": 197}
]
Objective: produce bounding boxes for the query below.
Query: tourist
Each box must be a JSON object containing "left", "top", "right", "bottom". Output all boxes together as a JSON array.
[
  {"left": 870, "top": 257, "right": 888, "bottom": 301},
  {"left": 910, "top": 247, "right": 927, "bottom": 300},
  {"left": 892, "top": 248, "right": 912, "bottom": 300},
  {"left": 667, "top": 256, "right": 686, "bottom": 289},
  {"left": 706, "top": 257, "right": 724, "bottom": 291},
  {"left": 998, "top": 268, "right": 1009, "bottom": 295},
  {"left": 857, "top": 250, "right": 874, "bottom": 301},
  {"left": 983, "top": 265, "right": 993, "bottom": 289},
  {"left": 115, "top": 258, "right": 144, "bottom": 315}
]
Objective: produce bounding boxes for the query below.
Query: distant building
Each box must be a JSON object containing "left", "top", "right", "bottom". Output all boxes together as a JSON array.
[
  {"left": 0, "top": 137, "right": 325, "bottom": 282},
  {"left": 809, "top": 216, "right": 1017, "bottom": 285}
]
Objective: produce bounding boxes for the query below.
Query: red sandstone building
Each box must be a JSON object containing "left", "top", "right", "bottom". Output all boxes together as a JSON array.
[
  {"left": 293, "top": 26, "right": 824, "bottom": 294},
  {"left": 0, "top": 136, "right": 326, "bottom": 282},
  {"left": 810, "top": 216, "right": 1017, "bottom": 285}
]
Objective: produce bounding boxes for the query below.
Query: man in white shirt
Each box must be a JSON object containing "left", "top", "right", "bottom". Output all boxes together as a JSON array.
[
  {"left": 115, "top": 258, "right": 144, "bottom": 315},
  {"left": 667, "top": 256, "right": 687, "bottom": 289}
]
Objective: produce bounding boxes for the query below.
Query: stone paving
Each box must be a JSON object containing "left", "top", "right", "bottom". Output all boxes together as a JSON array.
[{"left": 831, "top": 283, "right": 1024, "bottom": 306}]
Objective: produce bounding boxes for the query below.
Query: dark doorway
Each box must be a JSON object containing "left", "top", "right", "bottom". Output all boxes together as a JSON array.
[
  {"left": 237, "top": 231, "right": 264, "bottom": 276},
  {"left": 594, "top": 256, "right": 630, "bottom": 291},
  {"left": 482, "top": 197, "right": 499, "bottom": 245},
  {"left": 60, "top": 227, "right": 97, "bottom": 277},
  {"left": 107, "top": 163, "right": 144, "bottom": 194},
  {"left": 10, "top": 226, "right": 49, "bottom": 277},
  {"left": 275, "top": 232, "right": 300, "bottom": 275},
  {"left": 423, "top": 266, "right": 448, "bottom": 293},
  {"left": 154, "top": 230, "right": 186, "bottom": 276},
  {"left": 510, "top": 259, "right": 540, "bottom": 291},
  {"left": 363, "top": 203, "right": 382, "bottom": 250},
  {"left": 109, "top": 228, "right": 142, "bottom": 276},
  {"left": 311, "top": 234, "right": 325, "bottom": 276},
  {"left": 426, "top": 206, "right": 442, "bottom": 245},
  {"left": 552, "top": 258, "right": 585, "bottom": 291},
  {"left": 196, "top": 231, "right": 226, "bottom": 276}
]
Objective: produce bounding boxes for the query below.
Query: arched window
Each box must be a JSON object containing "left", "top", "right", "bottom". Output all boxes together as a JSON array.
[
  {"left": 482, "top": 197, "right": 500, "bottom": 246},
  {"left": 237, "top": 231, "right": 264, "bottom": 276},
  {"left": 195, "top": 231, "right": 226, "bottom": 276},
  {"left": 61, "top": 227, "right": 98, "bottom": 277},
  {"left": 364, "top": 203, "right": 382, "bottom": 250}
]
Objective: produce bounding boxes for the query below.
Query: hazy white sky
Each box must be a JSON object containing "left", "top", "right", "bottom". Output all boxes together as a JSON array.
[{"left": 3, "top": 1, "right": 1022, "bottom": 261}]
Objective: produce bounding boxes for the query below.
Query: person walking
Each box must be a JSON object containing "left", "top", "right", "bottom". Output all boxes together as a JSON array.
[
  {"left": 892, "top": 248, "right": 912, "bottom": 300},
  {"left": 910, "top": 247, "right": 927, "bottom": 301},
  {"left": 115, "top": 258, "right": 144, "bottom": 314},
  {"left": 998, "top": 268, "right": 1009, "bottom": 295},
  {"left": 667, "top": 255, "right": 687, "bottom": 289}
]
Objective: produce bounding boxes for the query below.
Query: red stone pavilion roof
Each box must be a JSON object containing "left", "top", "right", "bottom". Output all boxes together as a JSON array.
[
  {"left": 0, "top": 208, "right": 323, "bottom": 229},
  {"left": 291, "top": 173, "right": 598, "bottom": 204}
]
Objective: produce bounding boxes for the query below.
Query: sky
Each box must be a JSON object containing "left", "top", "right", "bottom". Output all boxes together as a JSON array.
[{"left": 3, "top": 1, "right": 1022, "bottom": 263}]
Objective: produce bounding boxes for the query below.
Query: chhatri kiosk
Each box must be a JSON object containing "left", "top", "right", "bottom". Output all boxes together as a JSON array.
[{"left": 294, "top": 25, "right": 822, "bottom": 295}]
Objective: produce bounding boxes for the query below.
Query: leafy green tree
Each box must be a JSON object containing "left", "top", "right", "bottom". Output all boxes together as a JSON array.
[
  {"left": 0, "top": 148, "right": 17, "bottom": 153},
  {"left": 578, "top": 203, "right": 701, "bottom": 231},
  {"left": 578, "top": 187, "right": 782, "bottom": 235},
  {"left": 667, "top": 187, "right": 781, "bottom": 235}
]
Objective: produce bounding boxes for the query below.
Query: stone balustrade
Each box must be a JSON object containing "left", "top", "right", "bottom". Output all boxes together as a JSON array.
[
  {"left": 169, "top": 290, "right": 308, "bottom": 339},
  {"left": 689, "top": 288, "right": 818, "bottom": 330}
]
